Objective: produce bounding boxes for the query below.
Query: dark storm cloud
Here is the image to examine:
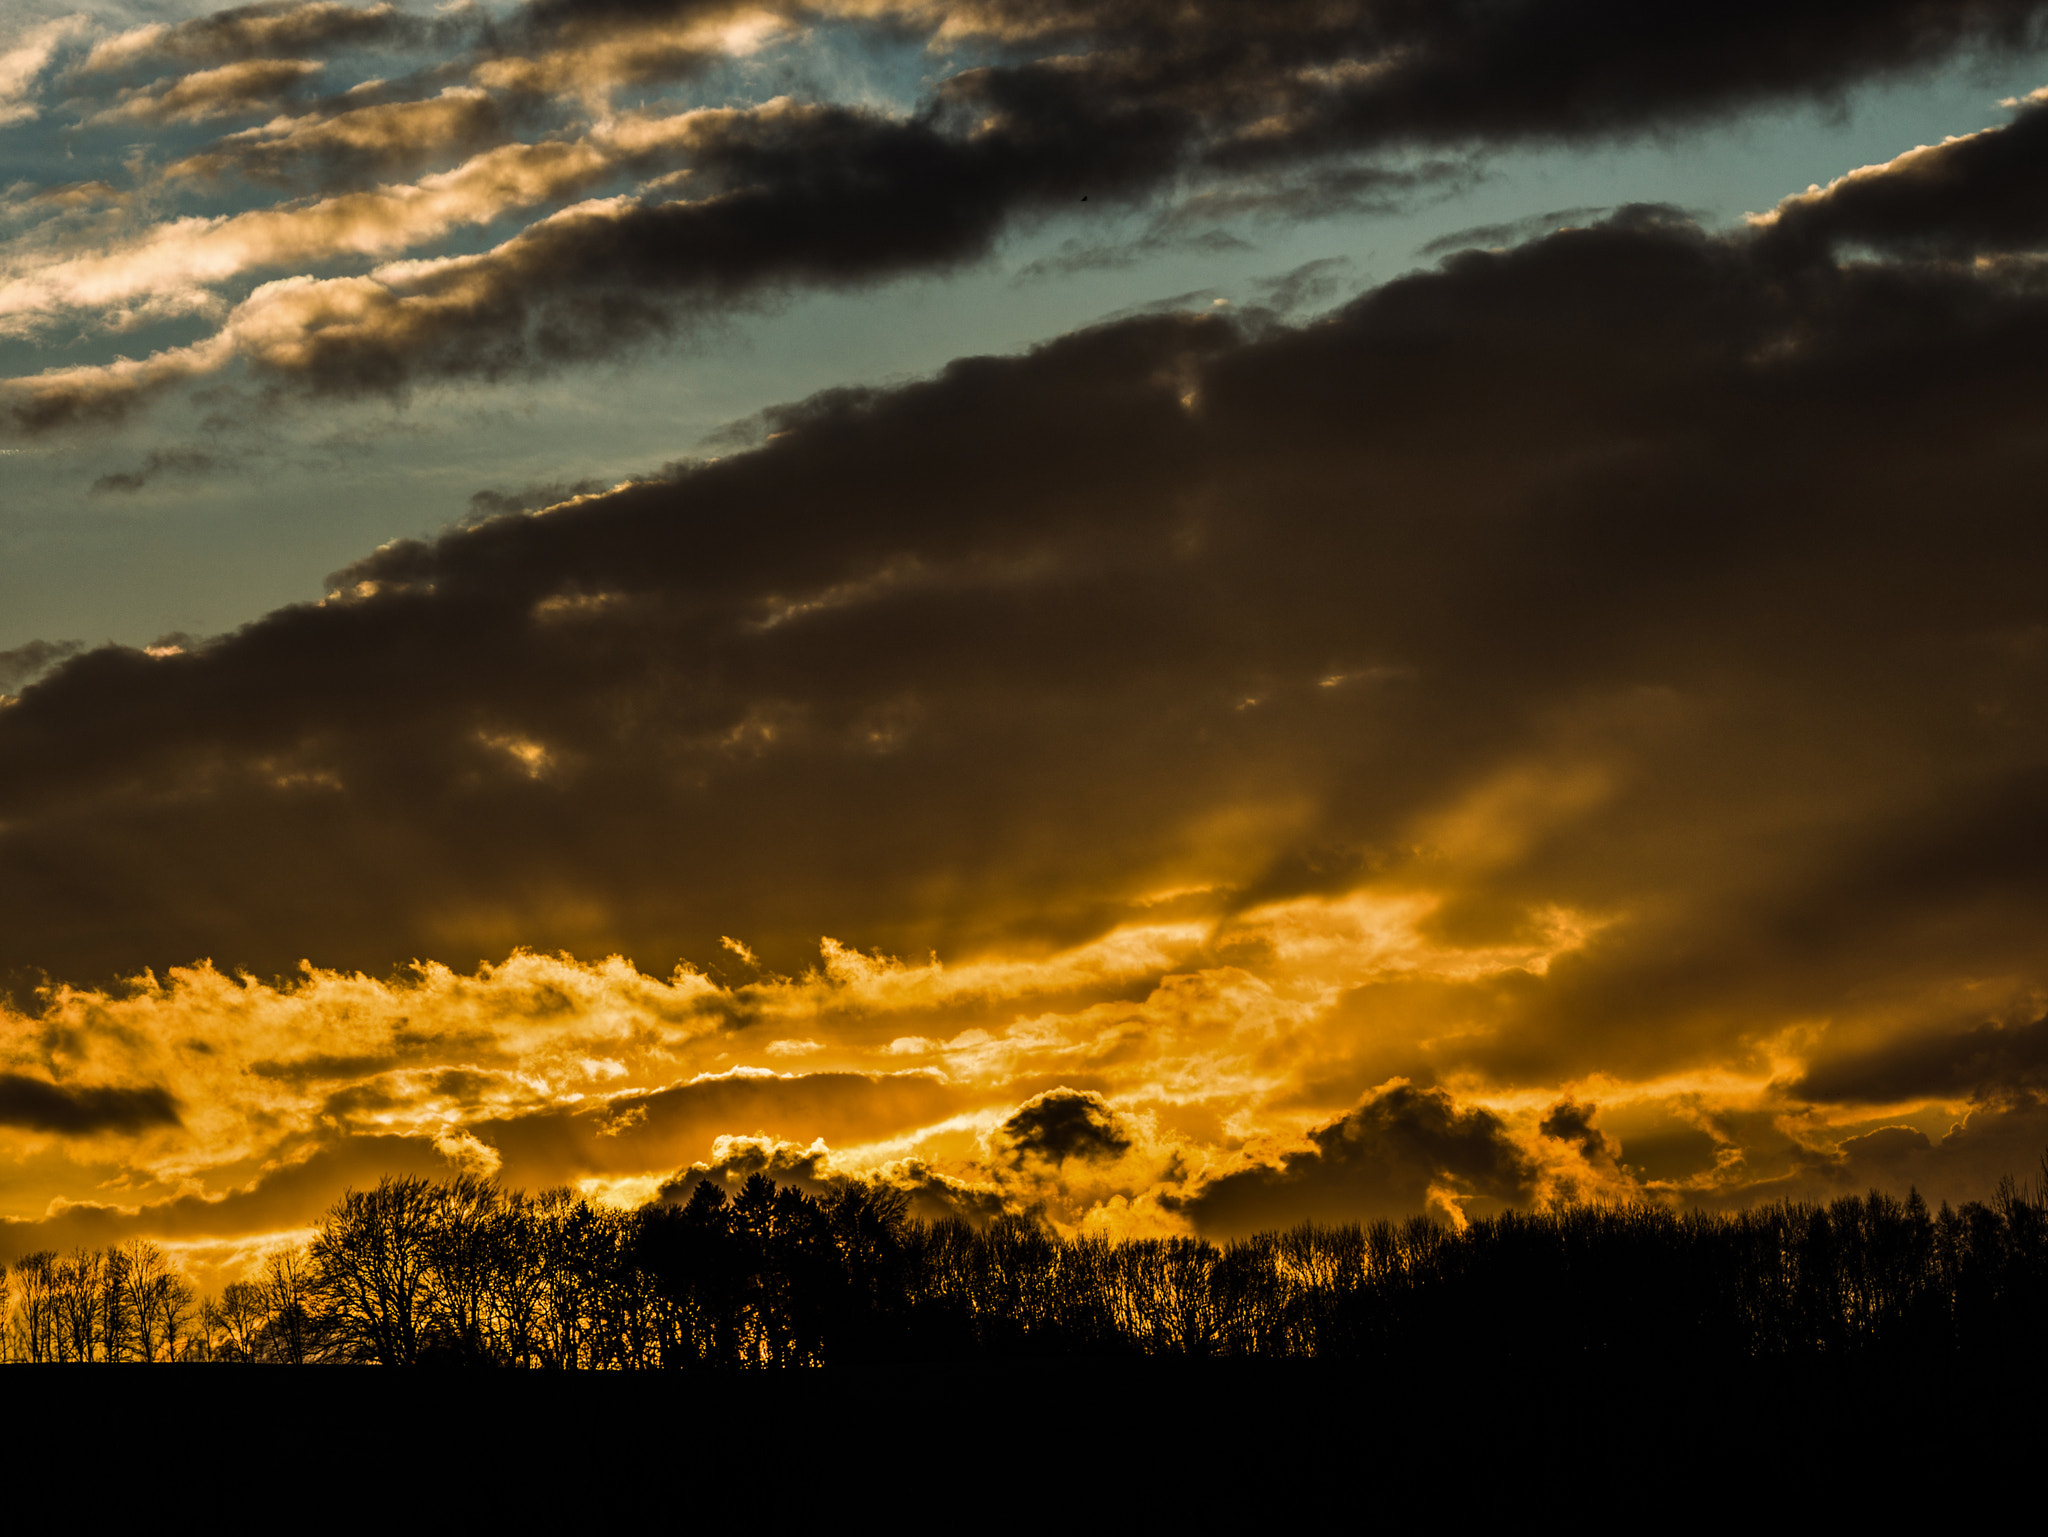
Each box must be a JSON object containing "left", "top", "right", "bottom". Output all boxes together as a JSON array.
[
  {"left": 5, "top": 183, "right": 2048, "bottom": 1168},
  {"left": 1200, "top": 0, "right": 2048, "bottom": 156},
  {"left": 1759, "top": 95, "right": 2048, "bottom": 258},
  {"left": 295, "top": 79, "right": 1184, "bottom": 378},
  {"left": 508, "top": 0, "right": 722, "bottom": 28},
  {"left": 487, "top": 0, "right": 2048, "bottom": 191},
  {"left": 0, "top": 640, "right": 83, "bottom": 693},
  {"left": 0, "top": 1073, "right": 180, "bottom": 1134},
  {"left": 0, "top": 309, "right": 1233, "bottom": 975},
  {"left": 1797, "top": 1015, "right": 2048, "bottom": 1105},
  {"left": 1183, "top": 1084, "right": 1538, "bottom": 1237},
  {"left": 1539, "top": 1099, "right": 1620, "bottom": 1165},
  {"left": 994, "top": 1087, "right": 1134, "bottom": 1165},
  {"left": 858, "top": 0, "right": 2048, "bottom": 176},
  {"left": 205, "top": 0, "right": 2048, "bottom": 403},
  {"left": 522, "top": 0, "right": 2048, "bottom": 151}
]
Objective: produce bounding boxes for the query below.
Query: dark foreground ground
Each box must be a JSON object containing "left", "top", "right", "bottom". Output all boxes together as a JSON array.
[{"left": 1, "top": 1355, "right": 2025, "bottom": 1520}]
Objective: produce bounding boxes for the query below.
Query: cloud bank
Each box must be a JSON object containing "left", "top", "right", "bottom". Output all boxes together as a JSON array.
[{"left": 3, "top": 2, "right": 2048, "bottom": 1269}]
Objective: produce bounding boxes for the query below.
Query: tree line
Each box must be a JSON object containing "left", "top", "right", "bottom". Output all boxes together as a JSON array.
[
  {"left": 7, "top": 1165, "right": 2048, "bottom": 1365},
  {"left": 5, "top": 1241, "right": 197, "bottom": 1362}
]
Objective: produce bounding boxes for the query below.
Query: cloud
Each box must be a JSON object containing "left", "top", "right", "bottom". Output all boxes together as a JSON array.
[
  {"left": 80, "top": 3, "right": 438, "bottom": 74},
  {"left": 0, "top": 14, "right": 92, "bottom": 127},
  {"left": 1417, "top": 205, "right": 1613, "bottom": 256},
  {"left": 466, "top": 480, "right": 606, "bottom": 521},
  {"left": 661, "top": 1132, "right": 841, "bottom": 1197},
  {"left": 1183, "top": 1082, "right": 1540, "bottom": 1236},
  {"left": 90, "top": 448, "right": 222, "bottom": 495},
  {"left": 1243, "top": 254, "right": 1355, "bottom": 315},
  {"left": 3, "top": 334, "right": 240, "bottom": 432},
  {"left": 1754, "top": 94, "right": 2048, "bottom": 258},
  {"left": 1014, "top": 166, "right": 1451, "bottom": 283},
  {"left": 1014, "top": 228, "right": 1253, "bottom": 283},
  {"left": 0, "top": 1074, "right": 180, "bottom": 1135},
  {"left": 0, "top": 1132, "right": 452, "bottom": 1262},
  {"left": 13, "top": 0, "right": 2048, "bottom": 428},
  {"left": 1796, "top": 1014, "right": 2048, "bottom": 1105},
  {"left": 3, "top": 89, "right": 1193, "bottom": 425},
  {"left": 1538, "top": 1098, "right": 1621, "bottom": 1165},
  {"left": 992, "top": 1087, "right": 1135, "bottom": 1166},
  {"left": 88, "top": 58, "right": 326, "bottom": 126},
  {"left": 483, "top": 0, "right": 792, "bottom": 100},
  {"left": 432, "top": 1125, "right": 503, "bottom": 1177},
  {"left": 0, "top": 952, "right": 727, "bottom": 1194},
  {"left": 8, "top": 100, "right": 2048, "bottom": 1241},
  {"left": 164, "top": 87, "right": 514, "bottom": 189},
  {"left": 0, "top": 130, "right": 662, "bottom": 351},
  {"left": 880, "top": 0, "right": 2048, "bottom": 161},
  {"left": 0, "top": 639, "right": 84, "bottom": 693},
  {"left": 1671, "top": 1094, "right": 2048, "bottom": 1214},
  {"left": 3, "top": 204, "right": 2048, "bottom": 1068},
  {"left": 654, "top": 1132, "right": 1010, "bottom": 1222},
  {"left": 473, "top": 1068, "right": 965, "bottom": 1192}
]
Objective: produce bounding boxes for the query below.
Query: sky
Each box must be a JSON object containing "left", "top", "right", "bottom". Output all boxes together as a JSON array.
[{"left": 4, "top": 0, "right": 2048, "bottom": 1284}]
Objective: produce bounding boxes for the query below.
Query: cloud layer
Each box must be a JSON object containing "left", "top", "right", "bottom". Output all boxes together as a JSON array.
[
  {"left": 7, "top": 0, "right": 2048, "bottom": 426},
  {"left": 3, "top": 3, "right": 2048, "bottom": 1273}
]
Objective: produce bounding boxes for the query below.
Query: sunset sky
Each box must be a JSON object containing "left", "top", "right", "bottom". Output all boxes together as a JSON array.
[{"left": 5, "top": 0, "right": 2048, "bottom": 1286}]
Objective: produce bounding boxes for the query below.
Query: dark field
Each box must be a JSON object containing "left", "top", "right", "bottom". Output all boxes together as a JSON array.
[{"left": 7, "top": 1353, "right": 2033, "bottom": 1521}]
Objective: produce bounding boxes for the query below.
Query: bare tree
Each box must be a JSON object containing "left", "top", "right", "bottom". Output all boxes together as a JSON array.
[
  {"left": 425, "top": 1173, "right": 503, "bottom": 1362},
  {"left": 528, "top": 1187, "right": 601, "bottom": 1369},
  {"left": 260, "top": 1246, "right": 316, "bottom": 1364},
  {"left": 311, "top": 1176, "right": 443, "bottom": 1365},
  {"left": 202, "top": 1283, "right": 266, "bottom": 1361},
  {"left": 56, "top": 1249, "right": 105, "bottom": 1362},
  {"left": 5, "top": 1254, "right": 55, "bottom": 1363},
  {"left": 121, "top": 1241, "right": 195, "bottom": 1362}
]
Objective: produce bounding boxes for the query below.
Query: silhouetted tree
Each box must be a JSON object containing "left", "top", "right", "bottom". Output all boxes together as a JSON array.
[
  {"left": 311, "top": 1175, "right": 444, "bottom": 1365},
  {"left": 204, "top": 1280, "right": 271, "bottom": 1362},
  {"left": 261, "top": 1246, "right": 317, "bottom": 1364},
  {"left": 422, "top": 1174, "right": 504, "bottom": 1364},
  {"left": 9, "top": 1252, "right": 57, "bottom": 1363},
  {"left": 124, "top": 1240, "right": 193, "bottom": 1361},
  {"left": 23, "top": 1152, "right": 2048, "bottom": 1370}
]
